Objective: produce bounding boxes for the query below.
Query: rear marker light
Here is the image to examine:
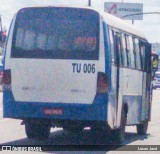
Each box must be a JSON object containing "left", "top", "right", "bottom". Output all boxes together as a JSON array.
[
  {"left": 3, "top": 69, "right": 11, "bottom": 85},
  {"left": 97, "top": 72, "right": 108, "bottom": 93}
]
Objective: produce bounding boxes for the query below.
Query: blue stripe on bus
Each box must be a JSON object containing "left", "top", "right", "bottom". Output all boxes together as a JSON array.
[
  {"left": 3, "top": 89, "right": 108, "bottom": 121},
  {"left": 103, "top": 22, "right": 112, "bottom": 91}
]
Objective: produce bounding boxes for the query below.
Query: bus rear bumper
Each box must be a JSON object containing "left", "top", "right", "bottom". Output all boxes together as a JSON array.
[{"left": 3, "top": 90, "right": 108, "bottom": 122}]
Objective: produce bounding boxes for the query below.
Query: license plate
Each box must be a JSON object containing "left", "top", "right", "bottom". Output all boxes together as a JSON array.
[{"left": 43, "top": 108, "right": 63, "bottom": 115}]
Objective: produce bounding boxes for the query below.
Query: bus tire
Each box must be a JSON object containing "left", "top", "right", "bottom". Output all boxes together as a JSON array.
[
  {"left": 25, "top": 120, "right": 50, "bottom": 139},
  {"left": 113, "top": 110, "right": 126, "bottom": 144},
  {"left": 137, "top": 121, "right": 148, "bottom": 135}
]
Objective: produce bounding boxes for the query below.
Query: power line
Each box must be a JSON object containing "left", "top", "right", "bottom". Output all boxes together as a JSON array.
[{"left": 122, "top": 12, "right": 160, "bottom": 19}]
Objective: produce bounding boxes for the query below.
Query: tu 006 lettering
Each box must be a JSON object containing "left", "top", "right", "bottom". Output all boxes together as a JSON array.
[{"left": 72, "top": 63, "right": 96, "bottom": 73}]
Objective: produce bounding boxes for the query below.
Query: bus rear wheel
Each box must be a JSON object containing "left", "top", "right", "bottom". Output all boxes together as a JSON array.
[
  {"left": 25, "top": 120, "right": 50, "bottom": 139},
  {"left": 112, "top": 111, "right": 126, "bottom": 144},
  {"left": 137, "top": 121, "right": 148, "bottom": 135}
]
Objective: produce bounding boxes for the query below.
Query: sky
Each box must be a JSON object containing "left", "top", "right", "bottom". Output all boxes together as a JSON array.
[{"left": 0, "top": 0, "right": 160, "bottom": 43}]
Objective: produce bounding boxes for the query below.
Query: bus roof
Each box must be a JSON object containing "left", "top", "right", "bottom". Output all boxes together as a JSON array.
[{"left": 100, "top": 11, "right": 146, "bottom": 40}]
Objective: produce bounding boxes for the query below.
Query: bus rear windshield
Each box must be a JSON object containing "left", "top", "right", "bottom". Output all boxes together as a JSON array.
[{"left": 11, "top": 7, "right": 99, "bottom": 60}]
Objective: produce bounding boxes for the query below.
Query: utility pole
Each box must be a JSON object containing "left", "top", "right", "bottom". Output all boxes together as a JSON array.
[
  {"left": 88, "top": 0, "right": 91, "bottom": 6},
  {"left": 122, "top": 12, "right": 160, "bottom": 25},
  {"left": 0, "top": 16, "right": 2, "bottom": 33},
  {"left": 0, "top": 16, "right": 3, "bottom": 47}
]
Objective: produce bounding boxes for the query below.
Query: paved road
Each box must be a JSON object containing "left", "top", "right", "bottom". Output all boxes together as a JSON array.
[{"left": 0, "top": 90, "right": 160, "bottom": 153}]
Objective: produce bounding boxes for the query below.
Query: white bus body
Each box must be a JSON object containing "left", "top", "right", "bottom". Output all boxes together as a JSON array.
[{"left": 3, "top": 6, "right": 152, "bottom": 143}]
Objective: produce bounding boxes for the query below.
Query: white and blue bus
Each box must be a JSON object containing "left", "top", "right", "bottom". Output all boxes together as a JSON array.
[{"left": 3, "top": 6, "right": 152, "bottom": 143}]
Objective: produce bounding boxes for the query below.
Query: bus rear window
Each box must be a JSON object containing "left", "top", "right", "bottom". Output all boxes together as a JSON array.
[{"left": 11, "top": 7, "right": 99, "bottom": 60}]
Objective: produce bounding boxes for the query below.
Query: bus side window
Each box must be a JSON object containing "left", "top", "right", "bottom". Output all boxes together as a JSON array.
[
  {"left": 128, "top": 36, "right": 135, "bottom": 68},
  {"left": 133, "top": 38, "right": 141, "bottom": 70},
  {"left": 109, "top": 28, "right": 116, "bottom": 65},
  {"left": 140, "top": 41, "right": 146, "bottom": 71},
  {"left": 145, "top": 43, "right": 152, "bottom": 73},
  {"left": 121, "top": 33, "right": 127, "bottom": 67},
  {"left": 114, "top": 32, "right": 123, "bottom": 66},
  {"left": 125, "top": 35, "right": 131, "bottom": 67}
]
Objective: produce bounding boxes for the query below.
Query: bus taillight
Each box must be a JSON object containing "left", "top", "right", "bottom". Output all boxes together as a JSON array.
[
  {"left": 2, "top": 69, "right": 11, "bottom": 85},
  {"left": 0, "top": 71, "right": 3, "bottom": 77},
  {"left": 97, "top": 72, "right": 108, "bottom": 93}
]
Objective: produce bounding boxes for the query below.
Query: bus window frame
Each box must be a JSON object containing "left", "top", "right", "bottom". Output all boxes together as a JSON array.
[
  {"left": 121, "top": 33, "right": 127, "bottom": 67},
  {"left": 133, "top": 37, "right": 142, "bottom": 70},
  {"left": 125, "top": 34, "right": 132, "bottom": 68},
  {"left": 107, "top": 26, "right": 150, "bottom": 72},
  {"left": 127, "top": 35, "right": 135, "bottom": 68},
  {"left": 108, "top": 28, "right": 117, "bottom": 65},
  {"left": 139, "top": 40, "right": 146, "bottom": 71},
  {"left": 114, "top": 31, "right": 123, "bottom": 67}
]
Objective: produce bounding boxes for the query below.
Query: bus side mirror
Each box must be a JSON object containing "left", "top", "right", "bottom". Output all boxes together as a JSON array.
[{"left": 151, "top": 54, "right": 159, "bottom": 75}]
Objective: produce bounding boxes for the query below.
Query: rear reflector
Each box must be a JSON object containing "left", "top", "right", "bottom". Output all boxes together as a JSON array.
[
  {"left": 0, "top": 71, "right": 3, "bottom": 77},
  {"left": 2, "top": 69, "right": 11, "bottom": 85},
  {"left": 97, "top": 72, "right": 108, "bottom": 93}
]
